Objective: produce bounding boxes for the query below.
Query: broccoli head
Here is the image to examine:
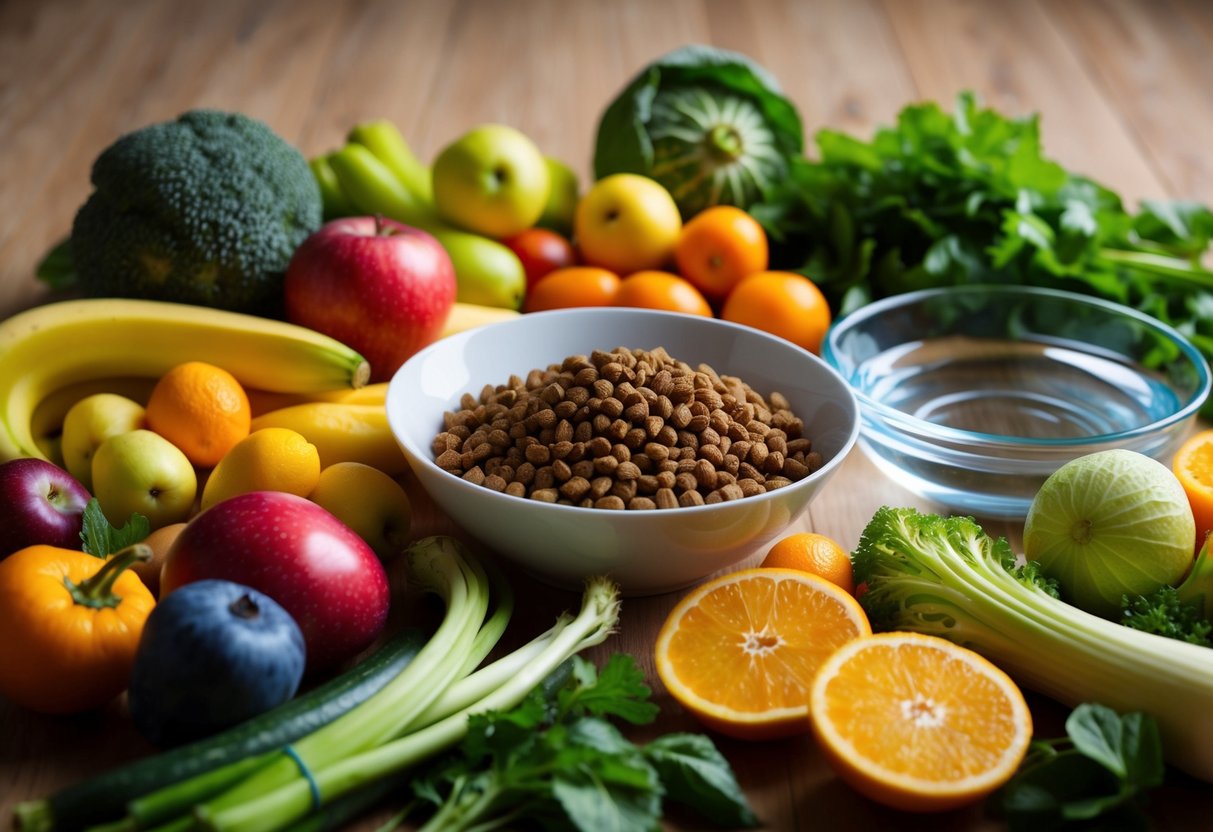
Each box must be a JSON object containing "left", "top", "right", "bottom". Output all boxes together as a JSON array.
[{"left": 70, "top": 109, "right": 322, "bottom": 315}]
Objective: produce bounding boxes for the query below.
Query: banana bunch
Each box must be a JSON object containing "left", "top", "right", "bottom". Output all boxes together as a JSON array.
[
  {"left": 312, "top": 120, "right": 528, "bottom": 313},
  {"left": 0, "top": 298, "right": 370, "bottom": 464}
]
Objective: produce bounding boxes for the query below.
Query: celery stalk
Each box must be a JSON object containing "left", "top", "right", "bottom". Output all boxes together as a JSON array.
[{"left": 195, "top": 576, "right": 621, "bottom": 832}]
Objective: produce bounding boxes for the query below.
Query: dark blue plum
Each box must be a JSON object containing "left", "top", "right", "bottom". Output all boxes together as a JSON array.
[{"left": 128, "top": 579, "right": 306, "bottom": 747}]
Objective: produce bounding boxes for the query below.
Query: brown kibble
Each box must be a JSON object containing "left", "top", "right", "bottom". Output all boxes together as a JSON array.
[
  {"left": 738, "top": 478, "right": 765, "bottom": 497},
  {"left": 655, "top": 488, "right": 679, "bottom": 509},
  {"left": 431, "top": 346, "right": 815, "bottom": 509},
  {"left": 783, "top": 457, "right": 810, "bottom": 479},
  {"left": 560, "top": 476, "right": 591, "bottom": 500},
  {"left": 678, "top": 489, "right": 706, "bottom": 507},
  {"left": 616, "top": 461, "right": 641, "bottom": 481}
]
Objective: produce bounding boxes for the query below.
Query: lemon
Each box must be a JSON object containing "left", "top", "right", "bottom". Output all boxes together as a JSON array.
[{"left": 201, "top": 427, "right": 321, "bottom": 510}]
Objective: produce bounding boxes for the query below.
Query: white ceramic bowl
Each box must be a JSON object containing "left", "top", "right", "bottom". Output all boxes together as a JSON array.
[{"left": 387, "top": 308, "right": 860, "bottom": 595}]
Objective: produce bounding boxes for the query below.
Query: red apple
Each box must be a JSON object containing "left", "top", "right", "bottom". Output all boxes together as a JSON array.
[
  {"left": 0, "top": 458, "right": 91, "bottom": 558},
  {"left": 503, "top": 227, "right": 578, "bottom": 291},
  {"left": 160, "top": 491, "right": 391, "bottom": 672},
  {"left": 285, "top": 216, "right": 457, "bottom": 383}
]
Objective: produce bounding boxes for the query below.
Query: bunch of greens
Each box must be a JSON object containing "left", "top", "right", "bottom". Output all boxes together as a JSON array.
[
  {"left": 994, "top": 703, "right": 1163, "bottom": 831},
  {"left": 393, "top": 653, "right": 756, "bottom": 832},
  {"left": 753, "top": 92, "right": 1213, "bottom": 409}
]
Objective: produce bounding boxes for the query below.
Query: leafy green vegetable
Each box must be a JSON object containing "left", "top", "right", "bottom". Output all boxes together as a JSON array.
[
  {"left": 994, "top": 703, "right": 1164, "bottom": 831},
  {"left": 754, "top": 92, "right": 1213, "bottom": 411},
  {"left": 79, "top": 498, "right": 149, "bottom": 559},
  {"left": 852, "top": 506, "right": 1213, "bottom": 783},
  {"left": 402, "top": 653, "right": 756, "bottom": 832},
  {"left": 594, "top": 45, "right": 803, "bottom": 218},
  {"left": 1121, "top": 534, "right": 1213, "bottom": 645}
]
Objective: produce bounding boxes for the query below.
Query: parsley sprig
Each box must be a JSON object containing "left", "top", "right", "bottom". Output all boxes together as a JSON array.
[{"left": 389, "top": 654, "right": 757, "bottom": 832}]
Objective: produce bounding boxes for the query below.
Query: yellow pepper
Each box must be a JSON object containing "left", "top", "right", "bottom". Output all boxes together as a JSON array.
[{"left": 0, "top": 544, "right": 155, "bottom": 714}]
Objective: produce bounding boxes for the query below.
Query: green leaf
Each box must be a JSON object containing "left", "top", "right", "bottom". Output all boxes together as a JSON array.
[
  {"left": 644, "top": 733, "right": 757, "bottom": 828},
  {"left": 552, "top": 764, "right": 662, "bottom": 832},
  {"left": 79, "top": 498, "right": 150, "bottom": 558},
  {"left": 36, "top": 237, "right": 78, "bottom": 290},
  {"left": 560, "top": 654, "right": 659, "bottom": 725}
]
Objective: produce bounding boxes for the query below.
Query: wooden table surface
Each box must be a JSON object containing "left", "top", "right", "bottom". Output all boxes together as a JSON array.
[{"left": 3, "top": 0, "right": 1213, "bottom": 829}]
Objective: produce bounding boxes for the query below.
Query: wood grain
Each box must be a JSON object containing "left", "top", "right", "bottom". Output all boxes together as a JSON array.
[{"left": 2, "top": 0, "right": 1212, "bottom": 829}]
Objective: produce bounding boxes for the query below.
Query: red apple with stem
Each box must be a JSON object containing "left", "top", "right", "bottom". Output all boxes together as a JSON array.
[
  {"left": 0, "top": 458, "right": 91, "bottom": 558},
  {"left": 284, "top": 216, "right": 457, "bottom": 383},
  {"left": 160, "top": 491, "right": 391, "bottom": 672}
]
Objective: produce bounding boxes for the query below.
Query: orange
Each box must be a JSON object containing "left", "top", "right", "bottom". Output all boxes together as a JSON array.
[
  {"left": 1174, "top": 429, "right": 1213, "bottom": 549},
  {"left": 574, "top": 174, "right": 682, "bottom": 275},
  {"left": 721, "top": 270, "right": 832, "bottom": 354},
  {"left": 761, "top": 532, "right": 855, "bottom": 595},
  {"left": 674, "top": 205, "right": 769, "bottom": 301},
  {"left": 523, "top": 266, "right": 621, "bottom": 313},
  {"left": 145, "top": 361, "right": 251, "bottom": 467},
  {"left": 809, "top": 632, "right": 1033, "bottom": 813},
  {"left": 655, "top": 568, "right": 871, "bottom": 740},
  {"left": 613, "top": 270, "right": 712, "bottom": 317}
]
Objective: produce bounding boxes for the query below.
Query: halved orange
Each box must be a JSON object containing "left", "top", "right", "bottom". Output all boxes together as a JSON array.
[
  {"left": 1174, "top": 428, "right": 1213, "bottom": 549},
  {"left": 655, "top": 568, "right": 871, "bottom": 740},
  {"left": 809, "top": 632, "right": 1033, "bottom": 813}
]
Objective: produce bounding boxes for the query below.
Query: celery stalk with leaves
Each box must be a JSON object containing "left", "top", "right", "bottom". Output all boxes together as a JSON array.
[{"left": 852, "top": 507, "right": 1213, "bottom": 784}]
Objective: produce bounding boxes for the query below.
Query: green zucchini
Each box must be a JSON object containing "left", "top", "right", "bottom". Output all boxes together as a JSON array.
[{"left": 15, "top": 627, "right": 428, "bottom": 832}]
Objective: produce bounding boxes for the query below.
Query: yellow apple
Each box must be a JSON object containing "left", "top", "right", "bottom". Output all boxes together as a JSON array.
[
  {"left": 308, "top": 462, "right": 412, "bottom": 560},
  {"left": 574, "top": 174, "right": 682, "bottom": 275},
  {"left": 61, "top": 393, "right": 147, "bottom": 491}
]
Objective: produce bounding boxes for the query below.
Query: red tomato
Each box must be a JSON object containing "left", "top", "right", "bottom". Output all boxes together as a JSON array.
[{"left": 503, "top": 228, "right": 579, "bottom": 291}]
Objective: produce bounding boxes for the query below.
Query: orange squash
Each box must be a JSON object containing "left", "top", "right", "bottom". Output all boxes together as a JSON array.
[{"left": 0, "top": 544, "right": 155, "bottom": 714}]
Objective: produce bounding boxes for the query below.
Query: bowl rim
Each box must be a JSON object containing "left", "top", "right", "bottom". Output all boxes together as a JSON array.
[
  {"left": 387, "top": 306, "right": 862, "bottom": 519},
  {"left": 820, "top": 284, "right": 1212, "bottom": 449}
]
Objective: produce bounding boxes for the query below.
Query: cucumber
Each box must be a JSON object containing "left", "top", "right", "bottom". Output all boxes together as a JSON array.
[{"left": 16, "top": 628, "right": 427, "bottom": 832}]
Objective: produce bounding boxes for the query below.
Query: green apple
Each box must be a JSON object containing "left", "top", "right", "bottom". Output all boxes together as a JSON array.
[
  {"left": 308, "top": 462, "right": 412, "bottom": 560},
  {"left": 92, "top": 429, "right": 197, "bottom": 530},
  {"left": 432, "top": 124, "right": 550, "bottom": 239},
  {"left": 536, "top": 156, "right": 579, "bottom": 236},
  {"left": 61, "top": 393, "right": 146, "bottom": 491},
  {"left": 433, "top": 227, "right": 527, "bottom": 309}
]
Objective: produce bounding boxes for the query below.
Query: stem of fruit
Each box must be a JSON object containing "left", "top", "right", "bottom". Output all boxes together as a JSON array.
[{"left": 65, "top": 544, "right": 151, "bottom": 609}]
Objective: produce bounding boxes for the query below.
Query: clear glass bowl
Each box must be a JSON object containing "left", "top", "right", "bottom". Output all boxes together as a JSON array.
[{"left": 822, "top": 285, "right": 1211, "bottom": 520}]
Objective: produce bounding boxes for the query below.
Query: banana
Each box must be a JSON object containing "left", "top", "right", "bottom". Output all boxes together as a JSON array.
[
  {"left": 440, "top": 302, "right": 522, "bottom": 338},
  {"left": 245, "top": 381, "right": 390, "bottom": 417},
  {"left": 250, "top": 402, "right": 407, "bottom": 475},
  {"left": 347, "top": 119, "right": 434, "bottom": 205},
  {"left": 0, "top": 298, "right": 370, "bottom": 463}
]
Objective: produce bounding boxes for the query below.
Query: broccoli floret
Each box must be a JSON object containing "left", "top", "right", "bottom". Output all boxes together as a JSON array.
[{"left": 69, "top": 109, "right": 322, "bottom": 315}]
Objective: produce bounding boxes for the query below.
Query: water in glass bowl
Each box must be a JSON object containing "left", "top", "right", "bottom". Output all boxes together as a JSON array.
[{"left": 863, "top": 335, "right": 1181, "bottom": 440}]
